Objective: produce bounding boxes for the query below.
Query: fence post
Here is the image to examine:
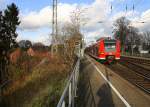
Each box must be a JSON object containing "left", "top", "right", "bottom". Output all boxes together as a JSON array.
[
  {"left": 0, "top": 63, "right": 1, "bottom": 101},
  {"left": 74, "top": 65, "right": 77, "bottom": 97},
  {"left": 62, "top": 101, "right": 65, "bottom": 107},
  {"left": 69, "top": 82, "right": 72, "bottom": 107},
  {"left": 72, "top": 72, "right": 75, "bottom": 107},
  {"left": 0, "top": 87, "right": 1, "bottom": 102}
]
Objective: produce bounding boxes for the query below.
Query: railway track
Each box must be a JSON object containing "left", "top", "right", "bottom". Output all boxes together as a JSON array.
[
  {"left": 120, "top": 56, "right": 150, "bottom": 79},
  {"left": 88, "top": 54, "right": 150, "bottom": 94},
  {"left": 107, "top": 63, "right": 150, "bottom": 94},
  {"left": 119, "top": 60, "right": 150, "bottom": 79},
  {"left": 121, "top": 56, "right": 150, "bottom": 66}
]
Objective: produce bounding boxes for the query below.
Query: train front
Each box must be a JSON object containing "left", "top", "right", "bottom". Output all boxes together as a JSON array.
[{"left": 99, "top": 39, "right": 120, "bottom": 63}]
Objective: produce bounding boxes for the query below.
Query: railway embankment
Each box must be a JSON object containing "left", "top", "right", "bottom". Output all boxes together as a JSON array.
[{"left": 0, "top": 55, "right": 74, "bottom": 107}]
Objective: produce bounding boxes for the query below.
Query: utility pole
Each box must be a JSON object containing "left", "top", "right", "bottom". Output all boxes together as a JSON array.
[{"left": 51, "top": 0, "right": 58, "bottom": 55}]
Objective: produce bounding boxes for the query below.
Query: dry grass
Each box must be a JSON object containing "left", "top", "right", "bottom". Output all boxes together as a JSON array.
[{"left": 1, "top": 55, "right": 72, "bottom": 107}]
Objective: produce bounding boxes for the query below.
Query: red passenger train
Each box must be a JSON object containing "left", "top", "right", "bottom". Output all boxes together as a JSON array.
[{"left": 86, "top": 37, "right": 121, "bottom": 63}]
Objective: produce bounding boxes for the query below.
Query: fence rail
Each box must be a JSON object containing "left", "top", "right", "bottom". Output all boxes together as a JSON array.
[{"left": 57, "top": 58, "right": 80, "bottom": 107}]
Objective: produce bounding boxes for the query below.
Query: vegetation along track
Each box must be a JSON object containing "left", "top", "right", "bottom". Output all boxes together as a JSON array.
[{"left": 106, "top": 63, "right": 150, "bottom": 94}]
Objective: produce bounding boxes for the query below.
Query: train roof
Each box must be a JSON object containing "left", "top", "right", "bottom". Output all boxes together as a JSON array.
[
  {"left": 96, "top": 37, "right": 117, "bottom": 42},
  {"left": 96, "top": 37, "right": 111, "bottom": 42},
  {"left": 104, "top": 39, "right": 116, "bottom": 43}
]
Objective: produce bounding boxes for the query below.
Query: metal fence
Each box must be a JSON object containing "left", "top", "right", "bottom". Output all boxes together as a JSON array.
[{"left": 57, "top": 58, "right": 80, "bottom": 107}]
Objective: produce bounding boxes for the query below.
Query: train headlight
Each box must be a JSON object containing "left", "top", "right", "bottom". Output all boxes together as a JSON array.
[{"left": 100, "top": 52, "right": 104, "bottom": 54}]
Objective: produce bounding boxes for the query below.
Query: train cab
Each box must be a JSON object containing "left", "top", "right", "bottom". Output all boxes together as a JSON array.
[
  {"left": 98, "top": 39, "right": 120, "bottom": 61},
  {"left": 86, "top": 37, "right": 121, "bottom": 63}
]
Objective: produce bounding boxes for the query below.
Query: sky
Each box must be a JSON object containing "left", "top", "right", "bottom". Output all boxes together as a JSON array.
[{"left": 0, "top": 0, "right": 150, "bottom": 45}]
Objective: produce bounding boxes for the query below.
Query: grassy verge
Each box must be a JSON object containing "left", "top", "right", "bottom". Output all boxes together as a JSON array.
[{"left": 1, "top": 55, "right": 71, "bottom": 107}]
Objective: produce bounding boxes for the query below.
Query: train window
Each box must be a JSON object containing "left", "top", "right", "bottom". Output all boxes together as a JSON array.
[{"left": 104, "top": 40, "right": 116, "bottom": 52}]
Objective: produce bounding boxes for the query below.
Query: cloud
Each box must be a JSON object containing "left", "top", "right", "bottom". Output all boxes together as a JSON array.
[
  {"left": 0, "top": 0, "right": 6, "bottom": 9},
  {"left": 19, "top": 3, "right": 77, "bottom": 30},
  {"left": 17, "top": 28, "right": 51, "bottom": 46},
  {"left": 20, "top": 6, "right": 51, "bottom": 30},
  {"left": 20, "top": 0, "right": 110, "bottom": 31},
  {"left": 18, "top": 0, "right": 150, "bottom": 45},
  {"left": 19, "top": 0, "right": 112, "bottom": 45},
  {"left": 81, "top": 0, "right": 112, "bottom": 44},
  {"left": 131, "top": 9, "right": 150, "bottom": 32},
  {"left": 0, "top": 0, "right": 4, "bottom": 3}
]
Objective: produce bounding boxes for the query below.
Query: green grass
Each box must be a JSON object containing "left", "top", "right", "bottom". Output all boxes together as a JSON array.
[{"left": 27, "top": 78, "right": 66, "bottom": 107}]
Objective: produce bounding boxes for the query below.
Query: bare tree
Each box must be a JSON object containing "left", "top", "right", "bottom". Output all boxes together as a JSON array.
[
  {"left": 113, "top": 16, "right": 130, "bottom": 51},
  {"left": 127, "top": 26, "right": 141, "bottom": 54},
  {"left": 58, "top": 7, "right": 86, "bottom": 64},
  {"left": 70, "top": 7, "right": 88, "bottom": 33},
  {"left": 143, "top": 31, "right": 150, "bottom": 44},
  {"left": 140, "top": 31, "right": 150, "bottom": 51}
]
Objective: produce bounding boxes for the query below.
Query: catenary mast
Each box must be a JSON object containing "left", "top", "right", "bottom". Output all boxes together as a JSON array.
[{"left": 51, "top": 0, "right": 58, "bottom": 54}]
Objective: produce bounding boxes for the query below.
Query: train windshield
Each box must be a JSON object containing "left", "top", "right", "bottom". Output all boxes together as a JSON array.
[{"left": 104, "top": 40, "right": 116, "bottom": 52}]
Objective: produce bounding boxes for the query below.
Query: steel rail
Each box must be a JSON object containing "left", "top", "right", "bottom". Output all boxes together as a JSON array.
[
  {"left": 134, "top": 82, "right": 150, "bottom": 94},
  {"left": 121, "top": 55, "right": 150, "bottom": 64},
  {"left": 107, "top": 64, "right": 150, "bottom": 94},
  {"left": 119, "top": 61, "right": 150, "bottom": 80}
]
